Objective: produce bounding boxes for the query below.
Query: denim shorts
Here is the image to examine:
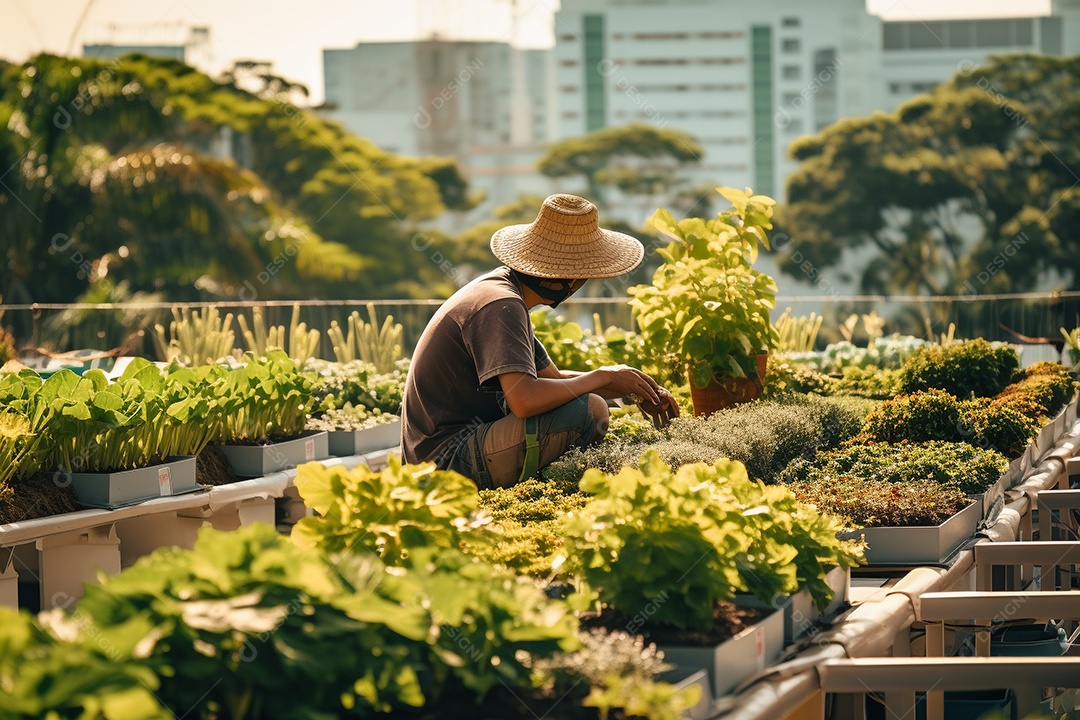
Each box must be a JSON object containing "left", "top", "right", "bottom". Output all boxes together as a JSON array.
[{"left": 444, "top": 395, "right": 598, "bottom": 490}]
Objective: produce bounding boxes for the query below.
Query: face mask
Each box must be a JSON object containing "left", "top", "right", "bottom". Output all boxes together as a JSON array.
[{"left": 513, "top": 272, "right": 586, "bottom": 309}]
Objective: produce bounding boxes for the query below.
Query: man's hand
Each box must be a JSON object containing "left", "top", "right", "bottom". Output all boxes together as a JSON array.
[
  {"left": 637, "top": 387, "right": 680, "bottom": 429},
  {"left": 594, "top": 365, "right": 663, "bottom": 406}
]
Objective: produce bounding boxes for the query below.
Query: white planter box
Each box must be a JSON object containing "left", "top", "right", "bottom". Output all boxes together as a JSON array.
[
  {"left": 220, "top": 431, "right": 329, "bottom": 478},
  {"left": 658, "top": 668, "right": 713, "bottom": 720},
  {"left": 659, "top": 605, "right": 784, "bottom": 698},
  {"left": 737, "top": 566, "right": 850, "bottom": 645},
  {"left": 839, "top": 500, "right": 981, "bottom": 565},
  {"left": 70, "top": 456, "right": 199, "bottom": 509},
  {"left": 327, "top": 419, "right": 401, "bottom": 456}
]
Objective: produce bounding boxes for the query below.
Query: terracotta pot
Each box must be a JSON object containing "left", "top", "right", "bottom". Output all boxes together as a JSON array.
[{"left": 689, "top": 354, "right": 768, "bottom": 417}]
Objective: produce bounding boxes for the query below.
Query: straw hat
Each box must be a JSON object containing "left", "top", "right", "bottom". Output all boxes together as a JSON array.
[{"left": 490, "top": 194, "right": 644, "bottom": 279}]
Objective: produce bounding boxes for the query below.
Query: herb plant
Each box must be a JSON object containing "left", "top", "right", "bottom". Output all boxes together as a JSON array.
[
  {"left": 779, "top": 441, "right": 1008, "bottom": 495},
  {"left": 786, "top": 476, "right": 971, "bottom": 528},
  {"left": 629, "top": 187, "right": 780, "bottom": 388}
]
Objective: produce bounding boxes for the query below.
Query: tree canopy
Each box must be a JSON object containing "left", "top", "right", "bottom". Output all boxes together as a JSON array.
[
  {"left": 538, "top": 122, "right": 709, "bottom": 219},
  {"left": 776, "top": 54, "right": 1080, "bottom": 298},
  {"left": 0, "top": 53, "right": 477, "bottom": 303}
]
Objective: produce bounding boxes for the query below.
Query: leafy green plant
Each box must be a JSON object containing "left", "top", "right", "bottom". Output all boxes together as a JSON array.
[
  {"left": 779, "top": 441, "right": 1008, "bottom": 495},
  {"left": 215, "top": 351, "right": 316, "bottom": 442},
  {"left": 564, "top": 451, "right": 861, "bottom": 630},
  {"left": 899, "top": 338, "right": 1019, "bottom": 398},
  {"left": 530, "top": 309, "right": 661, "bottom": 382},
  {"left": 151, "top": 306, "right": 239, "bottom": 366},
  {"left": 629, "top": 186, "right": 780, "bottom": 388},
  {"left": 327, "top": 303, "right": 403, "bottom": 373},
  {"left": 237, "top": 304, "right": 320, "bottom": 365},
  {"left": 306, "top": 358, "right": 406, "bottom": 416},
  {"left": 786, "top": 475, "right": 971, "bottom": 528},
  {"left": 71, "top": 523, "right": 433, "bottom": 718},
  {"left": 0, "top": 607, "right": 169, "bottom": 720},
  {"left": 291, "top": 456, "right": 489, "bottom": 565}
]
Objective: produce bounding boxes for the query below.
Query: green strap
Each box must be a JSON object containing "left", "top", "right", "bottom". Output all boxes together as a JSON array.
[{"left": 519, "top": 415, "right": 540, "bottom": 483}]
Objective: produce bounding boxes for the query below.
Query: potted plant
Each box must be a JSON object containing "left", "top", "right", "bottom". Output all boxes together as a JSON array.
[
  {"left": 629, "top": 187, "right": 780, "bottom": 416},
  {"left": 305, "top": 359, "right": 405, "bottom": 457}
]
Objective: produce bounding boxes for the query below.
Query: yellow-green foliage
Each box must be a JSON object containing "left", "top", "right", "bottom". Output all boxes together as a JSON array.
[
  {"left": 327, "top": 303, "right": 403, "bottom": 372},
  {"left": 151, "top": 307, "right": 237, "bottom": 366}
]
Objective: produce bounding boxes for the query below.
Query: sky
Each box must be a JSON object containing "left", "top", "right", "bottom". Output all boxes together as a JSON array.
[{"left": 0, "top": 0, "right": 1053, "bottom": 104}]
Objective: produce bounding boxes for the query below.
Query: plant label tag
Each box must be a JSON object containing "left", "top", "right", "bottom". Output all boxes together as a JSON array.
[
  {"left": 158, "top": 466, "right": 173, "bottom": 496},
  {"left": 755, "top": 627, "right": 765, "bottom": 671},
  {"left": 305, "top": 438, "right": 315, "bottom": 461}
]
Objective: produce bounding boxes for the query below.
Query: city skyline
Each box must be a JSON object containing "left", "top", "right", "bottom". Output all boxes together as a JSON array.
[{"left": 0, "top": 0, "right": 1054, "bottom": 104}]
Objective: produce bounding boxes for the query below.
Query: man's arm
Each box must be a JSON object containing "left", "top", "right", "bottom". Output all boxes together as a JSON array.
[
  {"left": 537, "top": 363, "right": 622, "bottom": 399},
  {"left": 500, "top": 365, "right": 665, "bottom": 418}
]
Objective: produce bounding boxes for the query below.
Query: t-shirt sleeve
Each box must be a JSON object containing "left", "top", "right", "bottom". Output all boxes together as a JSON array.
[
  {"left": 533, "top": 335, "right": 552, "bottom": 373},
  {"left": 463, "top": 299, "right": 539, "bottom": 385}
]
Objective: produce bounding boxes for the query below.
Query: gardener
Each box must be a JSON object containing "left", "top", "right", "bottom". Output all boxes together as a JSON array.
[{"left": 401, "top": 193, "right": 679, "bottom": 489}]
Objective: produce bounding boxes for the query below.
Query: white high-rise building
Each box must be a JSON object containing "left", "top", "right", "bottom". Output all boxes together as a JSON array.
[{"left": 553, "top": 0, "right": 884, "bottom": 207}]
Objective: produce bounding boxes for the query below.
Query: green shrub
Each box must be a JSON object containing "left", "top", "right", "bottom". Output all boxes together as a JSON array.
[
  {"left": 779, "top": 441, "right": 1008, "bottom": 495},
  {"left": 859, "top": 390, "right": 962, "bottom": 444},
  {"left": 827, "top": 366, "right": 904, "bottom": 399},
  {"left": 992, "top": 363, "right": 1077, "bottom": 421},
  {"left": 786, "top": 475, "right": 972, "bottom": 527},
  {"left": 564, "top": 452, "right": 861, "bottom": 631},
  {"left": 961, "top": 402, "right": 1040, "bottom": 459},
  {"left": 898, "top": 339, "right": 1019, "bottom": 398}
]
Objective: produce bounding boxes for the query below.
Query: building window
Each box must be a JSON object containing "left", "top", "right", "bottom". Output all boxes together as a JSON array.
[
  {"left": 561, "top": 112, "right": 580, "bottom": 119},
  {"left": 786, "top": 118, "right": 804, "bottom": 133},
  {"left": 560, "top": 85, "right": 579, "bottom": 93},
  {"left": 781, "top": 91, "right": 800, "bottom": 106},
  {"left": 782, "top": 65, "right": 801, "bottom": 80},
  {"left": 559, "top": 59, "right": 578, "bottom": 67},
  {"left": 781, "top": 17, "right": 800, "bottom": 28},
  {"left": 559, "top": 33, "right": 578, "bottom": 42},
  {"left": 782, "top": 38, "right": 801, "bottom": 53}
]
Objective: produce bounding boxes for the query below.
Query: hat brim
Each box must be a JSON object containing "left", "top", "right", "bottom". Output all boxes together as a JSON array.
[{"left": 490, "top": 223, "right": 645, "bottom": 279}]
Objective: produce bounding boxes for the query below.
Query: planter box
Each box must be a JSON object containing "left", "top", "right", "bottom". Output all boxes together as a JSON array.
[
  {"left": 659, "top": 605, "right": 784, "bottom": 699},
  {"left": 737, "top": 566, "right": 850, "bottom": 645},
  {"left": 327, "top": 418, "right": 401, "bottom": 456},
  {"left": 70, "top": 456, "right": 200, "bottom": 509},
  {"left": 657, "top": 668, "right": 712, "bottom": 720},
  {"left": 839, "top": 500, "right": 981, "bottom": 565},
  {"left": 220, "top": 431, "right": 329, "bottom": 478}
]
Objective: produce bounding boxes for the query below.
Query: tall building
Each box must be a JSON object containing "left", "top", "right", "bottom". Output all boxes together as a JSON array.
[
  {"left": 554, "top": 0, "right": 884, "bottom": 206},
  {"left": 322, "top": 40, "right": 557, "bottom": 218}
]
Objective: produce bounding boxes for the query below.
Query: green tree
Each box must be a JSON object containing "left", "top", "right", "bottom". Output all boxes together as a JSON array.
[
  {"left": 0, "top": 53, "right": 475, "bottom": 303},
  {"left": 537, "top": 122, "right": 708, "bottom": 219},
  {"left": 777, "top": 54, "right": 1080, "bottom": 299}
]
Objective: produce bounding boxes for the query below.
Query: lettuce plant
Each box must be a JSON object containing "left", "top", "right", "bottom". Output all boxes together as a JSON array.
[
  {"left": 0, "top": 607, "right": 168, "bottom": 720},
  {"left": 292, "top": 456, "right": 489, "bottom": 566},
  {"left": 564, "top": 451, "right": 861, "bottom": 631}
]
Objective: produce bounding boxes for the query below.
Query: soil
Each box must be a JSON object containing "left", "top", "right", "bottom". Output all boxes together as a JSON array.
[
  {"left": 0, "top": 471, "right": 80, "bottom": 525},
  {"left": 196, "top": 444, "right": 241, "bottom": 486},
  {"left": 226, "top": 428, "right": 324, "bottom": 447},
  {"left": 580, "top": 600, "right": 762, "bottom": 646}
]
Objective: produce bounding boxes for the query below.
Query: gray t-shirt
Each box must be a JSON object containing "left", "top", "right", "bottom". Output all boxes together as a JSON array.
[{"left": 402, "top": 266, "right": 551, "bottom": 466}]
